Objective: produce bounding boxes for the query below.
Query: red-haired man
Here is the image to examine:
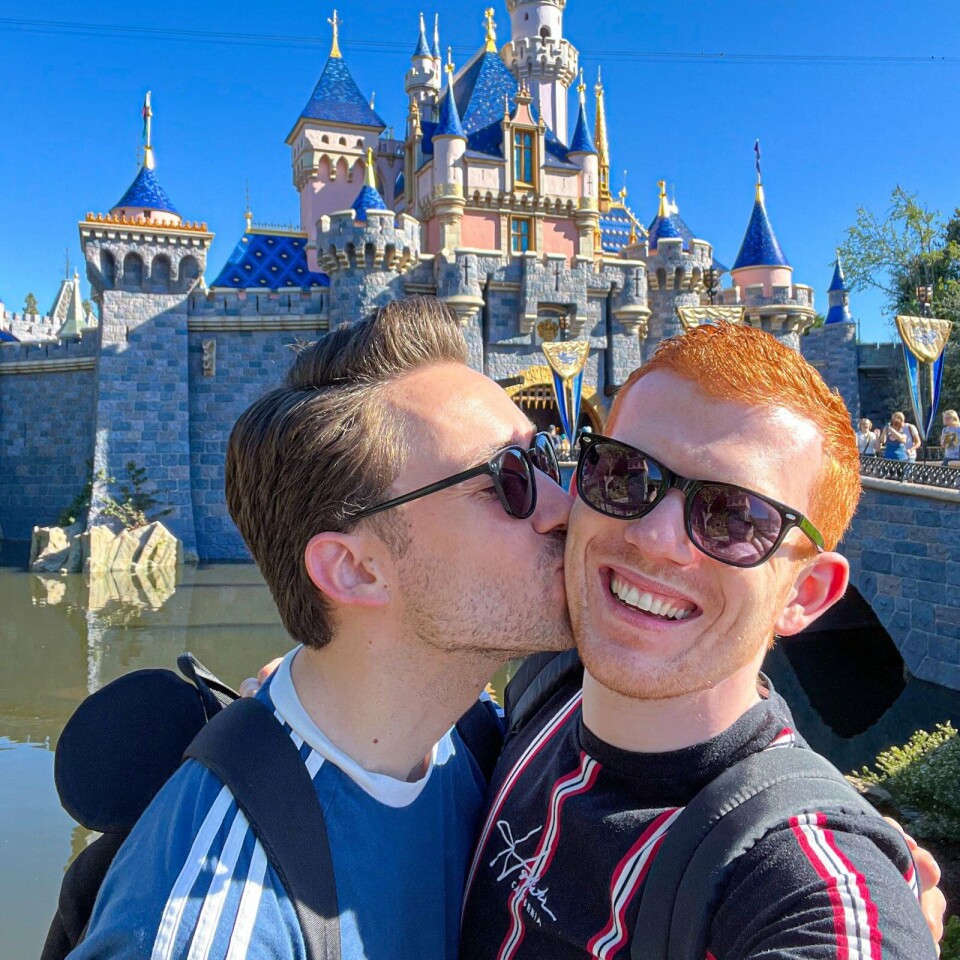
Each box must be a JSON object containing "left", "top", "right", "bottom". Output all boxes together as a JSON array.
[{"left": 460, "top": 323, "right": 938, "bottom": 960}]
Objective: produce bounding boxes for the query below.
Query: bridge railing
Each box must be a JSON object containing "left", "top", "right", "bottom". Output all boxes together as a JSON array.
[{"left": 859, "top": 454, "right": 960, "bottom": 491}]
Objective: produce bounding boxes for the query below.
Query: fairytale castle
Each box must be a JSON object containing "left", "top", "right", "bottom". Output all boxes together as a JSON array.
[{"left": 0, "top": 0, "right": 865, "bottom": 561}]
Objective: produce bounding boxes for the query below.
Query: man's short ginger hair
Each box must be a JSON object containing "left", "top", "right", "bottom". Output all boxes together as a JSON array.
[
  {"left": 225, "top": 296, "right": 467, "bottom": 649},
  {"left": 608, "top": 322, "right": 860, "bottom": 551}
]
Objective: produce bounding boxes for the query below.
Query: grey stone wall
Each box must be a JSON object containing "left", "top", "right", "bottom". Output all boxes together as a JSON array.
[
  {"left": 857, "top": 342, "right": 910, "bottom": 427},
  {"left": 187, "top": 328, "right": 325, "bottom": 560},
  {"left": 801, "top": 322, "right": 860, "bottom": 423},
  {"left": 0, "top": 337, "right": 97, "bottom": 539},
  {"left": 842, "top": 479, "right": 960, "bottom": 688}
]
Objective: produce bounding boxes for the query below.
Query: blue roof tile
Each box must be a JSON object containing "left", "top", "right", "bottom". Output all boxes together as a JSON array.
[
  {"left": 352, "top": 183, "right": 390, "bottom": 220},
  {"left": 599, "top": 205, "right": 641, "bottom": 253},
  {"left": 298, "top": 55, "right": 386, "bottom": 129},
  {"left": 209, "top": 231, "right": 330, "bottom": 290},
  {"left": 732, "top": 195, "right": 789, "bottom": 270},
  {"left": 435, "top": 75, "right": 466, "bottom": 138},
  {"left": 568, "top": 98, "right": 595, "bottom": 155},
  {"left": 113, "top": 166, "right": 179, "bottom": 215}
]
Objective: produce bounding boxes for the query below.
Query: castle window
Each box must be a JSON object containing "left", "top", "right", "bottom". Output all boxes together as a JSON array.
[
  {"left": 513, "top": 131, "right": 535, "bottom": 186},
  {"left": 122, "top": 253, "right": 143, "bottom": 290},
  {"left": 539, "top": 26, "right": 551, "bottom": 38},
  {"left": 511, "top": 217, "right": 533, "bottom": 254}
]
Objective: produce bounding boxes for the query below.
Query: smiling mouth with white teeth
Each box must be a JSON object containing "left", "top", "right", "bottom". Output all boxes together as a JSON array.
[{"left": 609, "top": 573, "right": 697, "bottom": 621}]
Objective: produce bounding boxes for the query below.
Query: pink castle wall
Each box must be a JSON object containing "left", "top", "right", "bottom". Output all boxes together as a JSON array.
[
  {"left": 460, "top": 212, "right": 500, "bottom": 251},
  {"left": 542, "top": 218, "right": 577, "bottom": 257},
  {"left": 731, "top": 265, "right": 793, "bottom": 297},
  {"left": 299, "top": 157, "right": 364, "bottom": 242}
]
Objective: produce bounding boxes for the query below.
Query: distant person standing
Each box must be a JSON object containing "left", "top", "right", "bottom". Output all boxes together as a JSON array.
[
  {"left": 941, "top": 409, "right": 960, "bottom": 465},
  {"left": 881, "top": 411, "right": 917, "bottom": 461},
  {"left": 856, "top": 417, "right": 879, "bottom": 456}
]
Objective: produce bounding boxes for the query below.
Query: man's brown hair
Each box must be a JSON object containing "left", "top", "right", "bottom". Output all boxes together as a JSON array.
[
  {"left": 226, "top": 296, "right": 468, "bottom": 648},
  {"left": 608, "top": 322, "right": 861, "bottom": 551}
]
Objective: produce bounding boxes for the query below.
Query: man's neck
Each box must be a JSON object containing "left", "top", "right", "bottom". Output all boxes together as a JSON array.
[
  {"left": 580, "top": 661, "right": 765, "bottom": 754},
  {"left": 289, "top": 626, "right": 500, "bottom": 781}
]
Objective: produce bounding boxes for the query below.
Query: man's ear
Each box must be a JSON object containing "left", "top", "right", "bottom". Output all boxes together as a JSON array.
[
  {"left": 775, "top": 552, "right": 849, "bottom": 637},
  {"left": 304, "top": 532, "right": 392, "bottom": 609}
]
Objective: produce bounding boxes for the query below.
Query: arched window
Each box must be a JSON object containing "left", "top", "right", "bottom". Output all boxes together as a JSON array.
[
  {"left": 100, "top": 250, "right": 116, "bottom": 288},
  {"left": 539, "top": 26, "right": 551, "bottom": 39},
  {"left": 179, "top": 256, "right": 200, "bottom": 291},
  {"left": 122, "top": 253, "right": 143, "bottom": 290},
  {"left": 151, "top": 255, "right": 171, "bottom": 291}
]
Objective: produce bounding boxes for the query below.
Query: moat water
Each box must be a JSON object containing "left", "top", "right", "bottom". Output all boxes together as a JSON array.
[{"left": 2, "top": 539, "right": 959, "bottom": 959}]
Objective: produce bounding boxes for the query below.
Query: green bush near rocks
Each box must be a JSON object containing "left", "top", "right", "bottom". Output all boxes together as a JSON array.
[{"left": 858, "top": 723, "right": 960, "bottom": 841}]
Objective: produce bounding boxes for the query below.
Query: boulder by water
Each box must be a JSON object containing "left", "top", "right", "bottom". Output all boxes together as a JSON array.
[
  {"left": 83, "top": 521, "right": 182, "bottom": 575},
  {"left": 29, "top": 522, "right": 84, "bottom": 573}
]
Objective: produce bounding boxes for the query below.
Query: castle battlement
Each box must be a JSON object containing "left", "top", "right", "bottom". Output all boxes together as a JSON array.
[
  {"left": 189, "top": 288, "right": 329, "bottom": 318},
  {"left": 0, "top": 329, "right": 97, "bottom": 367},
  {"left": 317, "top": 209, "right": 421, "bottom": 273},
  {"left": 0, "top": 309, "right": 60, "bottom": 344}
]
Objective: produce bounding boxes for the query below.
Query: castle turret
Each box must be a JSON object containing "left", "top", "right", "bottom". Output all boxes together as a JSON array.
[
  {"left": 501, "top": 0, "right": 578, "bottom": 142},
  {"left": 405, "top": 13, "right": 442, "bottom": 120},
  {"left": 594, "top": 68, "right": 612, "bottom": 212},
  {"left": 80, "top": 94, "right": 213, "bottom": 560},
  {"left": 431, "top": 50, "right": 468, "bottom": 254},
  {"left": 285, "top": 11, "right": 386, "bottom": 270},
  {"left": 721, "top": 148, "right": 815, "bottom": 347},
  {"left": 825, "top": 251, "right": 853, "bottom": 324},
  {"left": 567, "top": 71, "right": 600, "bottom": 260}
]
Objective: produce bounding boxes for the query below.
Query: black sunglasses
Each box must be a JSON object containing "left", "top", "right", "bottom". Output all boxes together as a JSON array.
[
  {"left": 352, "top": 432, "right": 561, "bottom": 521},
  {"left": 576, "top": 434, "right": 824, "bottom": 568}
]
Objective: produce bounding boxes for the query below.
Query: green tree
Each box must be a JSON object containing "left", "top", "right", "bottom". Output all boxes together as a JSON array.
[
  {"left": 839, "top": 187, "right": 960, "bottom": 423},
  {"left": 23, "top": 292, "right": 38, "bottom": 315}
]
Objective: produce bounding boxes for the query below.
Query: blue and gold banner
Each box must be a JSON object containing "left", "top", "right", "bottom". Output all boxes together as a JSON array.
[
  {"left": 542, "top": 340, "right": 590, "bottom": 444},
  {"left": 896, "top": 315, "right": 952, "bottom": 441}
]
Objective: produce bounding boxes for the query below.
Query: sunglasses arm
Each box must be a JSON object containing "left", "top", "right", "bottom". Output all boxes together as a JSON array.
[{"left": 350, "top": 463, "right": 491, "bottom": 521}]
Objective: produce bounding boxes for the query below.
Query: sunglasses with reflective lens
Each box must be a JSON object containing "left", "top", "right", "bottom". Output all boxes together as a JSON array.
[
  {"left": 352, "top": 431, "right": 561, "bottom": 521},
  {"left": 576, "top": 434, "right": 824, "bottom": 568}
]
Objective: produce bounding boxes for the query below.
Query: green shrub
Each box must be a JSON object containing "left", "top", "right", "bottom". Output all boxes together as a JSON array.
[
  {"left": 941, "top": 915, "right": 960, "bottom": 960},
  {"left": 56, "top": 461, "right": 170, "bottom": 532},
  {"left": 858, "top": 724, "right": 960, "bottom": 840}
]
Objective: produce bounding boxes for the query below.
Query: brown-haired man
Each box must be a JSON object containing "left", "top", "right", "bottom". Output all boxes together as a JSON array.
[
  {"left": 68, "top": 297, "right": 573, "bottom": 960},
  {"left": 460, "top": 322, "right": 939, "bottom": 959}
]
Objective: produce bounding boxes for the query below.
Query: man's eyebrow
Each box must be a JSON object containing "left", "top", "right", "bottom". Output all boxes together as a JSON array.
[{"left": 472, "top": 427, "right": 534, "bottom": 465}]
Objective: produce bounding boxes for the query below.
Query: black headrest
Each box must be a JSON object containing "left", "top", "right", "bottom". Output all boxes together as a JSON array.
[{"left": 55, "top": 669, "right": 207, "bottom": 834}]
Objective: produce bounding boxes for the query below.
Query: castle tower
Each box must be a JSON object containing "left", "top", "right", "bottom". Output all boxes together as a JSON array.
[
  {"left": 52, "top": 269, "right": 93, "bottom": 338},
  {"left": 285, "top": 11, "right": 386, "bottom": 271},
  {"left": 721, "top": 150, "right": 815, "bottom": 347},
  {"left": 641, "top": 181, "right": 715, "bottom": 344},
  {"left": 404, "top": 12, "right": 442, "bottom": 120},
  {"left": 567, "top": 71, "right": 600, "bottom": 260},
  {"left": 500, "top": 0, "right": 578, "bottom": 143},
  {"left": 79, "top": 94, "right": 213, "bottom": 560},
  {"left": 824, "top": 251, "right": 853, "bottom": 324},
  {"left": 431, "top": 51, "right": 468, "bottom": 255}
]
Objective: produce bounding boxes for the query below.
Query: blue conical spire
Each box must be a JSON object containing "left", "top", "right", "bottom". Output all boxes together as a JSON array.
[
  {"left": 825, "top": 251, "right": 853, "bottom": 323},
  {"left": 413, "top": 12, "right": 430, "bottom": 58},
  {"left": 113, "top": 165, "right": 179, "bottom": 215},
  {"left": 828, "top": 252, "right": 846, "bottom": 292},
  {"left": 732, "top": 183, "right": 789, "bottom": 270},
  {"left": 351, "top": 148, "right": 389, "bottom": 222},
  {"left": 434, "top": 50, "right": 465, "bottom": 139},
  {"left": 568, "top": 73, "right": 595, "bottom": 155},
  {"left": 432, "top": 14, "right": 441, "bottom": 59}
]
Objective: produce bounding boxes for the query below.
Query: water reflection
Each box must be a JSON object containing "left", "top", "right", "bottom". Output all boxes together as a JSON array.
[{"left": 0, "top": 550, "right": 294, "bottom": 959}]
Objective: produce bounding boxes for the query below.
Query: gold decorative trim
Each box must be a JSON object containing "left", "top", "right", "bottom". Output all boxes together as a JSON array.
[
  {"left": 0, "top": 356, "right": 96, "bottom": 375},
  {"left": 895, "top": 315, "right": 953, "bottom": 363},
  {"left": 188, "top": 317, "right": 329, "bottom": 333},
  {"left": 84, "top": 213, "right": 210, "bottom": 232},
  {"left": 676, "top": 306, "right": 746, "bottom": 330}
]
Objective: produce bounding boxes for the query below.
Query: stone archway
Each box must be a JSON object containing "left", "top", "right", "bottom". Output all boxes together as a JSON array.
[{"left": 504, "top": 364, "right": 604, "bottom": 434}]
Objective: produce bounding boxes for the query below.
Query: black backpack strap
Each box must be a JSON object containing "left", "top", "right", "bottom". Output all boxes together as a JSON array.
[
  {"left": 177, "top": 652, "right": 239, "bottom": 718},
  {"left": 455, "top": 698, "right": 504, "bottom": 783},
  {"left": 185, "top": 697, "right": 341, "bottom": 960},
  {"left": 632, "top": 748, "right": 887, "bottom": 960},
  {"left": 504, "top": 650, "right": 583, "bottom": 737}
]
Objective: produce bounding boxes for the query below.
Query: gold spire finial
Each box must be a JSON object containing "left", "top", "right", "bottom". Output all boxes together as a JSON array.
[
  {"left": 445, "top": 46, "right": 455, "bottom": 78},
  {"left": 484, "top": 8, "right": 497, "bottom": 52},
  {"left": 142, "top": 91, "right": 155, "bottom": 170},
  {"left": 370, "top": 91, "right": 376, "bottom": 110},
  {"left": 327, "top": 10, "right": 342, "bottom": 58},
  {"left": 657, "top": 179, "right": 668, "bottom": 218},
  {"left": 594, "top": 68, "right": 611, "bottom": 212},
  {"left": 577, "top": 68, "right": 586, "bottom": 101},
  {"left": 244, "top": 181, "right": 252, "bottom": 231},
  {"left": 365, "top": 147, "right": 377, "bottom": 189},
  {"left": 619, "top": 170, "right": 628, "bottom": 205}
]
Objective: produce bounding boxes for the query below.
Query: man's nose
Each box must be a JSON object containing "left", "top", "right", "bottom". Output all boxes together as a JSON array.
[
  {"left": 623, "top": 490, "right": 697, "bottom": 565},
  {"left": 531, "top": 469, "right": 573, "bottom": 534}
]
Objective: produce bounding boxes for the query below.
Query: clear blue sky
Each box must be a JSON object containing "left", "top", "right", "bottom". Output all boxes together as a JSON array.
[{"left": 2, "top": 0, "right": 958, "bottom": 343}]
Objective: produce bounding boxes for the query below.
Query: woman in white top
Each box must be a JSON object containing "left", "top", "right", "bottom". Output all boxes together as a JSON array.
[
  {"left": 855, "top": 418, "right": 879, "bottom": 456},
  {"left": 941, "top": 409, "right": 960, "bottom": 465}
]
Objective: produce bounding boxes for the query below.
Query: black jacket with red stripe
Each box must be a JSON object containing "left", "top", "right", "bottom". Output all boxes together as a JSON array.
[{"left": 459, "top": 674, "right": 936, "bottom": 960}]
